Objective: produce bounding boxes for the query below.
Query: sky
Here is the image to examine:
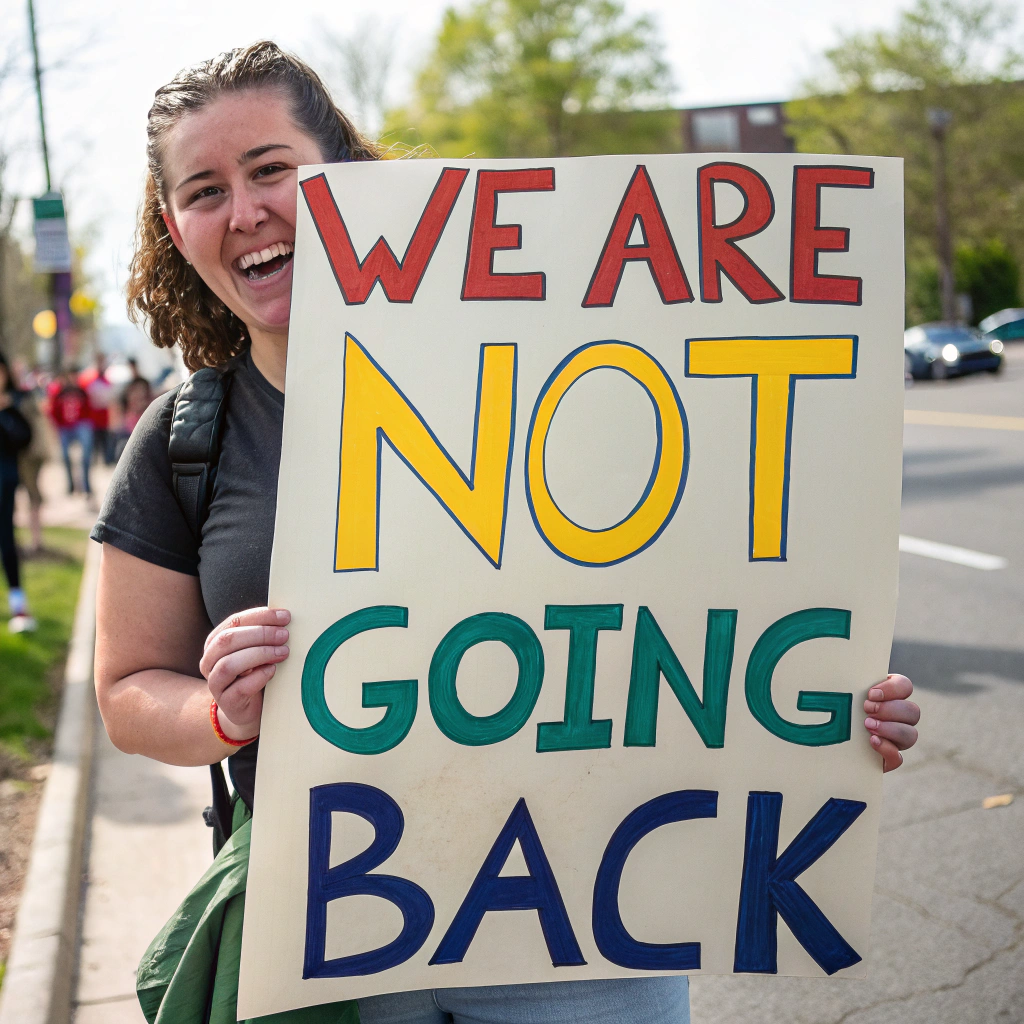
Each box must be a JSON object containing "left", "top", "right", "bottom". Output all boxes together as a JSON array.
[{"left": 0, "top": 0, "right": 922, "bottom": 333}]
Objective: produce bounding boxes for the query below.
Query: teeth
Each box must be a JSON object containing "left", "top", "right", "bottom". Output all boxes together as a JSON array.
[{"left": 237, "top": 242, "right": 293, "bottom": 271}]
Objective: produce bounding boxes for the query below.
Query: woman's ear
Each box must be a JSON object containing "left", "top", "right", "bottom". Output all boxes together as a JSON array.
[{"left": 161, "top": 211, "right": 190, "bottom": 262}]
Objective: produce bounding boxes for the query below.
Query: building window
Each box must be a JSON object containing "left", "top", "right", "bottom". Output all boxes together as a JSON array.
[
  {"left": 691, "top": 110, "right": 741, "bottom": 151},
  {"left": 747, "top": 106, "right": 778, "bottom": 126}
]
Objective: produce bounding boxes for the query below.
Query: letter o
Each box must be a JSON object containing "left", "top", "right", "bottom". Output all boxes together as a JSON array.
[
  {"left": 429, "top": 613, "right": 544, "bottom": 745},
  {"left": 525, "top": 341, "right": 688, "bottom": 566}
]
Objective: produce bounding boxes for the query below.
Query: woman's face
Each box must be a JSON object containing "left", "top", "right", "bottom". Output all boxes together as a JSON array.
[{"left": 161, "top": 89, "right": 324, "bottom": 339}]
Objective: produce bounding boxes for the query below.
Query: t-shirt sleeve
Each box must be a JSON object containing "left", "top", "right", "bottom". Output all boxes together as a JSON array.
[{"left": 90, "top": 388, "right": 200, "bottom": 576}]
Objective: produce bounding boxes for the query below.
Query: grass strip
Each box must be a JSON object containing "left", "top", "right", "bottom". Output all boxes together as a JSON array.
[{"left": 0, "top": 528, "right": 87, "bottom": 760}]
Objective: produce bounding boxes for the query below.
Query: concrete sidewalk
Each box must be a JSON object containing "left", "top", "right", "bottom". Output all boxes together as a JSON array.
[
  {"left": 15, "top": 461, "right": 113, "bottom": 534},
  {"left": 73, "top": 723, "right": 211, "bottom": 1023}
]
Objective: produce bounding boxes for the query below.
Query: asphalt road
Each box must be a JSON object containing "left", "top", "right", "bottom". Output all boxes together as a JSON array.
[{"left": 691, "top": 344, "right": 1024, "bottom": 1023}]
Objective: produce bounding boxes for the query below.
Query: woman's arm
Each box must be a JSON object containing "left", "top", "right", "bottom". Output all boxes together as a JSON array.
[{"left": 94, "top": 544, "right": 289, "bottom": 765}]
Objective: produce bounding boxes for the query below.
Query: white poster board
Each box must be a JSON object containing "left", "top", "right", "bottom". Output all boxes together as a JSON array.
[{"left": 239, "top": 153, "right": 904, "bottom": 1018}]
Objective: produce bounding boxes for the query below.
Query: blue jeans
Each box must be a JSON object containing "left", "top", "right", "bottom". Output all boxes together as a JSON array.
[
  {"left": 357, "top": 977, "right": 690, "bottom": 1024},
  {"left": 59, "top": 422, "right": 93, "bottom": 495}
]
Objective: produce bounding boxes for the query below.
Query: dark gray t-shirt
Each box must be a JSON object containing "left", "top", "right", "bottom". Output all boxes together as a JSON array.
[{"left": 91, "top": 350, "right": 283, "bottom": 808}]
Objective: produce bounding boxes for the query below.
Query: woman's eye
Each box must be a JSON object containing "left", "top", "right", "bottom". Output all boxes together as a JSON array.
[
  {"left": 192, "top": 186, "right": 221, "bottom": 202},
  {"left": 255, "top": 163, "right": 287, "bottom": 178}
]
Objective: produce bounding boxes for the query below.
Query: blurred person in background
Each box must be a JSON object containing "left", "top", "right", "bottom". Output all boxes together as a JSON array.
[
  {"left": 16, "top": 371, "right": 49, "bottom": 554},
  {"left": 80, "top": 352, "right": 117, "bottom": 464},
  {"left": 47, "top": 368, "right": 94, "bottom": 501},
  {"left": 90, "top": 40, "right": 921, "bottom": 1024},
  {"left": 0, "top": 351, "right": 37, "bottom": 632},
  {"left": 113, "top": 372, "right": 153, "bottom": 462}
]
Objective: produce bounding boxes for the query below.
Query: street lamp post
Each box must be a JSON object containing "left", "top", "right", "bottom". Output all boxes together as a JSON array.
[{"left": 927, "top": 107, "right": 956, "bottom": 323}]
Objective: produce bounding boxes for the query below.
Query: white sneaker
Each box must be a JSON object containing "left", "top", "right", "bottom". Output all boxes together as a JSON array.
[{"left": 9, "top": 614, "right": 38, "bottom": 634}]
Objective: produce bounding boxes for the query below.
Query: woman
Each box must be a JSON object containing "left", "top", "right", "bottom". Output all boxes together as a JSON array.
[
  {"left": 92, "top": 41, "right": 921, "bottom": 1024},
  {"left": 0, "top": 351, "right": 37, "bottom": 632}
]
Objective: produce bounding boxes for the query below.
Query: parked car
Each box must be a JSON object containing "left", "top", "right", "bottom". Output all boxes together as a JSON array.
[
  {"left": 979, "top": 307, "right": 1024, "bottom": 342},
  {"left": 904, "top": 322, "right": 1004, "bottom": 379}
]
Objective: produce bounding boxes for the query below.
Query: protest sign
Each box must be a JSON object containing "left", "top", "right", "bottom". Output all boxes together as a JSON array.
[{"left": 239, "top": 153, "right": 904, "bottom": 1017}]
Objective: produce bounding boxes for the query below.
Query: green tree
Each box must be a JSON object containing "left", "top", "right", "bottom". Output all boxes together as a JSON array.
[
  {"left": 384, "top": 0, "right": 678, "bottom": 158},
  {"left": 0, "top": 156, "right": 50, "bottom": 364},
  {"left": 906, "top": 260, "right": 942, "bottom": 324},
  {"left": 955, "top": 239, "right": 1021, "bottom": 323},
  {"left": 785, "top": 0, "right": 1024, "bottom": 324}
]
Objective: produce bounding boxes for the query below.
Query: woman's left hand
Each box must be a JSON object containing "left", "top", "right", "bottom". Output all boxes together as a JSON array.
[{"left": 864, "top": 673, "right": 919, "bottom": 771}]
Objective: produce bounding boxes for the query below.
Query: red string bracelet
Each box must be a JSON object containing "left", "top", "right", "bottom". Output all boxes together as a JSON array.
[{"left": 210, "top": 699, "right": 258, "bottom": 747}]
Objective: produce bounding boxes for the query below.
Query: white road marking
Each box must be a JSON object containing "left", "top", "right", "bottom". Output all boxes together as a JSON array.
[
  {"left": 899, "top": 534, "right": 1008, "bottom": 571},
  {"left": 904, "top": 410, "right": 1024, "bottom": 431}
]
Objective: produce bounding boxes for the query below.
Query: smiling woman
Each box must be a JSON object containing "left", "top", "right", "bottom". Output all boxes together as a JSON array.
[{"left": 93, "top": 42, "right": 382, "bottom": 1024}]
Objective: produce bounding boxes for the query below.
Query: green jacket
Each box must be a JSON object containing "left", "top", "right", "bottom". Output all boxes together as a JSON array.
[{"left": 136, "top": 801, "right": 359, "bottom": 1024}]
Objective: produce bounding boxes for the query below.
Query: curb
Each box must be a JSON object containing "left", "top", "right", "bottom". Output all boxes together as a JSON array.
[{"left": 0, "top": 540, "right": 101, "bottom": 1024}]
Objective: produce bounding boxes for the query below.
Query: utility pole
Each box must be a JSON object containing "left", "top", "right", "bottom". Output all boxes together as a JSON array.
[
  {"left": 27, "top": 0, "right": 51, "bottom": 192},
  {"left": 26, "top": 0, "right": 71, "bottom": 372},
  {"left": 927, "top": 107, "right": 956, "bottom": 323}
]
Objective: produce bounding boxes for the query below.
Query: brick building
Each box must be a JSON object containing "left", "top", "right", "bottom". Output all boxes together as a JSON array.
[{"left": 680, "top": 101, "right": 794, "bottom": 154}]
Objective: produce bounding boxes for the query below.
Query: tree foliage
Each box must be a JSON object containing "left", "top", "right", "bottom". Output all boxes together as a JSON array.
[
  {"left": 955, "top": 238, "right": 1021, "bottom": 323},
  {"left": 0, "top": 53, "right": 50, "bottom": 362},
  {"left": 0, "top": 43, "right": 99, "bottom": 367},
  {"left": 785, "top": 0, "right": 1024, "bottom": 324},
  {"left": 384, "top": 0, "right": 677, "bottom": 158}
]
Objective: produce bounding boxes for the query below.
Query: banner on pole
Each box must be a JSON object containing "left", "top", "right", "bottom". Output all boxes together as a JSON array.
[
  {"left": 240, "top": 153, "right": 904, "bottom": 1017},
  {"left": 32, "top": 192, "right": 72, "bottom": 274}
]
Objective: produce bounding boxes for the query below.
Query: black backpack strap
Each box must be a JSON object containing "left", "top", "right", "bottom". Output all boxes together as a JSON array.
[
  {"left": 168, "top": 366, "right": 233, "bottom": 539},
  {"left": 203, "top": 762, "right": 236, "bottom": 856},
  {"left": 168, "top": 365, "right": 235, "bottom": 853}
]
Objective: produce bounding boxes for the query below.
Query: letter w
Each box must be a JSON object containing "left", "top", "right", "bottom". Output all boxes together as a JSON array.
[
  {"left": 336, "top": 334, "right": 517, "bottom": 572},
  {"left": 302, "top": 168, "right": 469, "bottom": 304}
]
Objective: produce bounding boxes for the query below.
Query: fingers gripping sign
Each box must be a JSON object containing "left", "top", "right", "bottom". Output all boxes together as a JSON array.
[
  {"left": 863, "top": 674, "right": 919, "bottom": 772},
  {"left": 200, "top": 606, "right": 292, "bottom": 743}
]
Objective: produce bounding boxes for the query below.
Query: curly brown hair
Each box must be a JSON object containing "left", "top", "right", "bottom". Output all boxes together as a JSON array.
[{"left": 126, "top": 41, "right": 380, "bottom": 372}]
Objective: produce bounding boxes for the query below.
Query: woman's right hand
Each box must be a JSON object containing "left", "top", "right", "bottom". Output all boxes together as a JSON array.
[{"left": 199, "top": 607, "right": 291, "bottom": 742}]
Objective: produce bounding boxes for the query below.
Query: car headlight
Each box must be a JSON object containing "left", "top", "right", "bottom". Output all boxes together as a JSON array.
[
  {"left": 941, "top": 343, "right": 959, "bottom": 363},
  {"left": 990, "top": 338, "right": 1004, "bottom": 355}
]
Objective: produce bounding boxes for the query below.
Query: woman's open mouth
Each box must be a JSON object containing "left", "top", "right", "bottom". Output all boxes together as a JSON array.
[{"left": 235, "top": 242, "right": 294, "bottom": 282}]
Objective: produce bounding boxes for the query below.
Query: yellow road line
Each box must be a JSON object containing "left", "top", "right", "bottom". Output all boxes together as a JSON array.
[{"left": 904, "top": 409, "right": 1024, "bottom": 431}]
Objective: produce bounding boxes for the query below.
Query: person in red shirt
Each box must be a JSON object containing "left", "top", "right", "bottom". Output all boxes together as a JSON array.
[
  {"left": 79, "top": 353, "right": 116, "bottom": 465},
  {"left": 47, "top": 370, "right": 94, "bottom": 497}
]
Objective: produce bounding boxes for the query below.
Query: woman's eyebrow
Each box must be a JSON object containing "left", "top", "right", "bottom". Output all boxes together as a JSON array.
[
  {"left": 238, "top": 143, "right": 294, "bottom": 163},
  {"left": 175, "top": 169, "right": 215, "bottom": 194},
  {"left": 174, "top": 145, "right": 295, "bottom": 193}
]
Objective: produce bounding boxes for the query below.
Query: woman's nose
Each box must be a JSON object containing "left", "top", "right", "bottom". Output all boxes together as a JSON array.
[{"left": 228, "top": 186, "right": 269, "bottom": 234}]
